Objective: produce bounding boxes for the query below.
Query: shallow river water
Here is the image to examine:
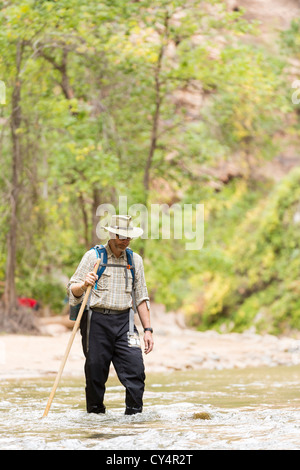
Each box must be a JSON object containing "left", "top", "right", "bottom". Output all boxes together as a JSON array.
[{"left": 1, "top": 365, "right": 300, "bottom": 450}]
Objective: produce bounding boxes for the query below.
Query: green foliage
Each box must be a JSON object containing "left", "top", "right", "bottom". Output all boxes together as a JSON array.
[
  {"left": 188, "top": 169, "right": 300, "bottom": 334},
  {"left": 0, "top": 0, "right": 299, "bottom": 331}
]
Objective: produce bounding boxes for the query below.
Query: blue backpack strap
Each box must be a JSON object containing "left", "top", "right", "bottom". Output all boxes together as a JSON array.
[
  {"left": 70, "top": 245, "right": 107, "bottom": 320},
  {"left": 91, "top": 245, "right": 135, "bottom": 290},
  {"left": 91, "top": 245, "right": 107, "bottom": 289},
  {"left": 125, "top": 248, "right": 137, "bottom": 337},
  {"left": 125, "top": 248, "right": 135, "bottom": 284}
]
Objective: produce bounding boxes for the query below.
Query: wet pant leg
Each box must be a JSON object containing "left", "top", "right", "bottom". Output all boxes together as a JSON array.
[
  {"left": 80, "top": 310, "right": 112, "bottom": 413},
  {"left": 80, "top": 310, "right": 145, "bottom": 414},
  {"left": 112, "top": 324, "right": 145, "bottom": 414}
]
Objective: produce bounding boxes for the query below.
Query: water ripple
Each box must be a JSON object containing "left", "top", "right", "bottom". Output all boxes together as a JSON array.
[{"left": 1, "top": 366, "right": 300, "bottom": 450}]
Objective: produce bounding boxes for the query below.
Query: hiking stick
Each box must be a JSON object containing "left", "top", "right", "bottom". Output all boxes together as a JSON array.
[{"left": 42, "top": 259, "right": 101, "bottom": 417}]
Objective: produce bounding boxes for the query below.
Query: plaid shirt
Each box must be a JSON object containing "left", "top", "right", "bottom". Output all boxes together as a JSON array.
[{"left": 67, "top": 242, "right": 150, "bottom": 311}]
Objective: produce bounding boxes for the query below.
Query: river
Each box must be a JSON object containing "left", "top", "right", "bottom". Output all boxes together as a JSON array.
[{"left": 0, "top": 365, "right": 300, "bottom": 450}]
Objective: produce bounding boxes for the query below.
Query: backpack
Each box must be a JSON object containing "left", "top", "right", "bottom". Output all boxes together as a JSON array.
[
  {"left": 69, "top": 245, "right": 136, "bottom": 321},
  {"left": 92, "top": 244, "right": 135, "bottom": 289}
]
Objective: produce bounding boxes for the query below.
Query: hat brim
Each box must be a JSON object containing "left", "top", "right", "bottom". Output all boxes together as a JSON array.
[{"left": 102, "top": 226, "right": 143, "bottom": 239}]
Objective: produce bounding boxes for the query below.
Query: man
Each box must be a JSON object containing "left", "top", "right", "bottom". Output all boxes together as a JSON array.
[{"left": 67, "top": 215, "right": 154, "bottom": 415}]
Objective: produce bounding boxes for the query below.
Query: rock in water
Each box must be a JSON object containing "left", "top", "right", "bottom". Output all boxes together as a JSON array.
[{"left": 193, "top": 412, "right": 211, "bottom": 420}]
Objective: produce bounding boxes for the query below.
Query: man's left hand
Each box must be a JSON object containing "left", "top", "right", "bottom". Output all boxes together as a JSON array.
[{"left": 144, "top": 331, "right": 154, "bottom": 354}]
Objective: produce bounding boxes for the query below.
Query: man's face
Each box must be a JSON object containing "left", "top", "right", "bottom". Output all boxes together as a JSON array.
[{"left": 109, "top": 233, "right": 132, "bottom": 252}]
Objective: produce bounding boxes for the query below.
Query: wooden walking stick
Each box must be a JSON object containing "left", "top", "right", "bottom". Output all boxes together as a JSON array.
[{"left": 42, "top": 259, "right": 101, "bottom": 417}]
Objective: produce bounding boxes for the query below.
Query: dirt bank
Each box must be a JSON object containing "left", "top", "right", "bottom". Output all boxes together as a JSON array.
[{"left": 1, "top": 304, "right": 300, "bottom": 379}]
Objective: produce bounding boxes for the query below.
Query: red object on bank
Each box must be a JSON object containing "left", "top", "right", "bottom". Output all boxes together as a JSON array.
[{"left": 18, "top": 297, "right": 38, "bottom": 309}]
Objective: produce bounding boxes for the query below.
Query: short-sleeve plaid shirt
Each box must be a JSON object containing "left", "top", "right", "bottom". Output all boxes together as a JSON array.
[{"left": 67, "top": 242, "right": 150, "bottom": 311}]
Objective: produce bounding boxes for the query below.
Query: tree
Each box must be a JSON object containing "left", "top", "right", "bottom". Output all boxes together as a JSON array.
[
  {"left": 0, "top": 1, "right": 56, "bottom": 322},
  {"left": 2, "top": 39, "right": 23, "bottom": 314}
]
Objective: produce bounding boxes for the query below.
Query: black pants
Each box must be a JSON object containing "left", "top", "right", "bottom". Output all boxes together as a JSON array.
[{"left": 80, "top": 309, "right": 145, "bottom": 414}]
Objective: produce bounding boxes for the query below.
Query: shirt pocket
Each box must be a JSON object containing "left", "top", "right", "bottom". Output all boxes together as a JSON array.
[
  {"left": 123, "top": 269, "right": 133, "bottom": 293},
  {"left": 98, "top": 271, "right": 110, "bottom": 291}
]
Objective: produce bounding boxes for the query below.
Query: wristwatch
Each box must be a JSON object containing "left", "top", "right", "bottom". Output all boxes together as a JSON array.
[{"left": 144, "top": 327, "right": 153, "bottom": 333}]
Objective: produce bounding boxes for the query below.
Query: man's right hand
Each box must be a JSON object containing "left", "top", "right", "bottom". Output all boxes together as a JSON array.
[
  {"left": 84, "top": 272, "right": 98, "bottom": 288},
  {"left": 71, "top": 272, "right": 99, "bottom": 298}
]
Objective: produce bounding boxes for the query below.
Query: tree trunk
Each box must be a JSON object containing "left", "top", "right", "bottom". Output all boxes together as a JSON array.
[
  {"left": 2, "top": 40, "right": 23, "bottom": 315},
  {"left": 78, "top": 191, "right": 90, "bottom": 250},
  {"left": 143, "top": 47, "right": 163, "bottom": 201},
  {"left": 143, "top": 11, "right": 170, "bottom": 204},
  {"left": 141, "top": 12, "right": 170, "bottom": 258},
  {"left": 92, "top": 187, "right": 101, "bottom": 247}
]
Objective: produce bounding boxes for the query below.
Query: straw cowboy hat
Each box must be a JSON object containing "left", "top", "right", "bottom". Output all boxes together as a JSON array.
[{"left": 102, "top": 215, "right": 143, "bottom": 239}]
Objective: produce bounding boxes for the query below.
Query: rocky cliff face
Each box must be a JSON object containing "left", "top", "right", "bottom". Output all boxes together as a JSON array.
[{"left": 227, "top": 0, "right": 300, "bottom": 31}]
